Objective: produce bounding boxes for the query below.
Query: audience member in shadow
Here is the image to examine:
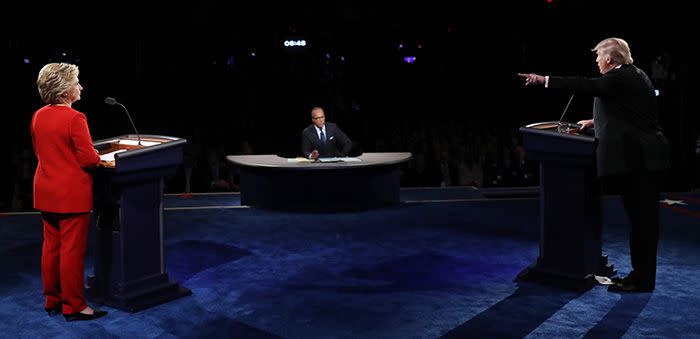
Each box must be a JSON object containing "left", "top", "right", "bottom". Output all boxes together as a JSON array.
[
  {"left": 301, "top": 106, "right": 352, "bottom": 160},
  {"left": 181, "top": 128, "right": 202, "bottom": 196},
  {"left": 31, "top": 63, "right": 108, "bottom": 321},
  {"left": 403, "top": 147, "right": 443, "bottom": 187},
  {"left": 520, "top": 37, "right": 670, "bottom": 293},
  {"left": 457, "top": 152, "right": 483, "bottom": 187},
  {"left": 10, "top": 147, "right": 35, "bottom": 211},
  {"left": 230, "top": 139, "right": 255, "bottom": 191},
  {"left": 482, "top": 152, "right": 504, "bottom": 187},
  {"left": 505, "top": 136, "right": 533, "bottom": 186},
  {"left": 206, "top": 144, "right": 233, "bottom": 192}
]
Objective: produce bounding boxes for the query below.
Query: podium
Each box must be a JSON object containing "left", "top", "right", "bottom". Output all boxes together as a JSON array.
[
  {"left": 517, "top": 122, "right": 615, "bottom": 290},
  {"left": 87, "top": 134, "right": 191, "bottom": 312}
]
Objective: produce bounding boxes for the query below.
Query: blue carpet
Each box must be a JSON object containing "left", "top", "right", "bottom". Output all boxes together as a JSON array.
[
  {"left": 1, "top": 188, "right": 699, "bottom": 338},
  {"left": 161, "top": 187, "right": 486, "bottom": 209},
  {"left": 164, "top": 193, "right": 242, "bottom": 208}
]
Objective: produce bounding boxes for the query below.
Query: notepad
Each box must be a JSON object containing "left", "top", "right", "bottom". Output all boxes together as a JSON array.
[{"left": 118, "top": 139, "right": 161, "bottom": 146}]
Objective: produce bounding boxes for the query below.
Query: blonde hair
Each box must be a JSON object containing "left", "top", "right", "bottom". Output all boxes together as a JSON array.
[
  {"left": 592, "top": 38, "right": 633, "bottom": 65},
  {"left": 37, "top": 63, "right": 79, "bottom": 104}
]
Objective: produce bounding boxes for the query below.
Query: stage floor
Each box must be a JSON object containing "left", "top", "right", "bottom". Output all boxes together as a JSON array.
[{"left": 1, "top": 187, "right": 699, "bottom": 338}]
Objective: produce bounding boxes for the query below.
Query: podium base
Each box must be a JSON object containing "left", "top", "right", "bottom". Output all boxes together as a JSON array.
[
  {"left": 595, "top": 254, "right": 617, "bottom": 277},
  {"left": 516, "top": 255, "right": 616, "bottom": 292},
  {"left": 87, "top": 276, "right": 192, "bottom": 313},
  {"left": 516, "top": 265, "right": 597, "bottom": 291}
]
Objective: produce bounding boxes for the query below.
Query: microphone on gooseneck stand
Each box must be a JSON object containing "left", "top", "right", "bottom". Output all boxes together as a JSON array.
[
  {"left": 557, "top": 94, "right": 576, "bottom": 133},
  {"left": 105, "top": 97, "right": 141, "bottom": 145}
]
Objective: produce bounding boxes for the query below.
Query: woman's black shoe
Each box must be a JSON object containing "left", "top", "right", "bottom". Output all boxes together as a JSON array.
[
  {"left": 63, "top": 309, "right": 108, "bottom": 322},
  {"left": 45, "top": 303, "right": 62, "bottom": 316}
]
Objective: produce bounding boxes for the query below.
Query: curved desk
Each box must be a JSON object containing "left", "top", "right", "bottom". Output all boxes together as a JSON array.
[{"left": 227, "top": 153, "right": 412, "bottom": 209}]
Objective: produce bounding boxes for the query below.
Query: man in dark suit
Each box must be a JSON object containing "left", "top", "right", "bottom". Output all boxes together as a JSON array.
[
  {"left": 301, "top": 107, "right": 352, "bottom": 159},
  {"left": 520, "top": 37, "right": 670, "bottom": 292}
]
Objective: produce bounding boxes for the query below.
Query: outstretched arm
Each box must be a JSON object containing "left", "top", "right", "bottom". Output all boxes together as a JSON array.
[
  {"left": 518, "top": 73, "right": 546, "bottom": 86},
  {"left": 520, "top": 71, "right": 625, "bottom": 97}
]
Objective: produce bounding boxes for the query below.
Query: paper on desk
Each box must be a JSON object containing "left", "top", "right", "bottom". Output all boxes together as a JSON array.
[
  {"left": 317, "top": 157, "right": 362, "bottom": 163},
  {"left": 286, "top": 157, "right": 362, "bottom": 163},
  {"left": 100, "top": 149, "right": 127, "bottom": 162},
  {"left": 338, "top": 157, "right": 361, "bottom": 162},
  {"left": 288, "top": 157, "right": 315, "bottom": 163}
]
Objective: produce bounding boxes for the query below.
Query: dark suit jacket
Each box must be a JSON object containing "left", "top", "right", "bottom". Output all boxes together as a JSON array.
[
  {"left": 549, "top": 64, "right": 669, "bottom": 177},
  {"left": 301, "top": 122, "right": 352, "bottom": 158}
]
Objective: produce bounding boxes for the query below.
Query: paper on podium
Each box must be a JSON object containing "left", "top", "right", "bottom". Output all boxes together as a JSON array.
[
  {"left": 119, "top": 139, "right": 161, "bottom": 146},
  {"left": 100, "top": 149, "right": 127, "bottom": 162}
]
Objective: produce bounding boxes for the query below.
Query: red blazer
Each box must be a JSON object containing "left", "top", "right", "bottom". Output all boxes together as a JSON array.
[{"left": 31, "top": 105, "right": 101, "bottom": 213}]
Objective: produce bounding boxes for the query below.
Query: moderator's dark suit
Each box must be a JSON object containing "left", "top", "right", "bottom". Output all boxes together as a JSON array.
[
  {"left": 549, "top": 64, "right": 670, "bottom": 289},
  {"left": 301, "top": 122, "right": 352, "bottom": 158}
]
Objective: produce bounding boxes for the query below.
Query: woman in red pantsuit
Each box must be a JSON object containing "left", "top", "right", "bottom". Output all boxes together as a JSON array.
[{"left": 32, "top": 63, "right": 108, "bottom": 321}]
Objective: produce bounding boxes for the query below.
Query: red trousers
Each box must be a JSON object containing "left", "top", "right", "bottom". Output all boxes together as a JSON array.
[{"left": 41, "top": 212, "right": 90, "bottom": 314}]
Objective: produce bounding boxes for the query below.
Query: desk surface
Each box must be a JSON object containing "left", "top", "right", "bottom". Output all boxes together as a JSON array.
[{"left": 227, "top": 152, "right": 412, "bottom": 170}]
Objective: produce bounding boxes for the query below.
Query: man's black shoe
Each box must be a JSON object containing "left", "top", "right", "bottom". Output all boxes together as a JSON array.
[
  {"left": 611, "top": 271, "right": 637, "bottom": 285},
  {"left": 607, "top": 281, "right": 654, "bottom": 293},
  {"left": 611, "top": 276, "right": 629, "bottom": 284}
]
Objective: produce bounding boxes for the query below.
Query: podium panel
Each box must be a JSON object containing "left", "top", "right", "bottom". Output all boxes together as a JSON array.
[
  {"left": 517, "top": 122, "right": 615, "bottom": 291},
  {"left": 88, "top": 134, "right": 191, "bottom": 312}
]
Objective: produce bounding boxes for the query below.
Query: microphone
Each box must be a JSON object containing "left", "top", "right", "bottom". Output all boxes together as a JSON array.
[
  {"left": 556, "top": 94, "right": 578, "bottom": 133},
  {"left": 105, "top": 97, "right": 141, "bottom": 145}
]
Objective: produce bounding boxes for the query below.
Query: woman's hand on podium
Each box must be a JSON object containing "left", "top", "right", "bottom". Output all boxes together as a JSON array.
[{"left": 99, "top": 160, "right": 115, "bottom": 168}]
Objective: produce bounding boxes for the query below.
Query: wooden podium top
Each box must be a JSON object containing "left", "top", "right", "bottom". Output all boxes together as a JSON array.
[
  {"left": 520, "top": 121, "right": 596, "bottom": 158},
  {"left": 521, "top": 121, "right": 594, "bottom": 141},
  {"left": 94, "top": 134, "right": 186, "bottom": 169},
  {"left": 524, "top": 121, "right": 585, "bottom": 135}
]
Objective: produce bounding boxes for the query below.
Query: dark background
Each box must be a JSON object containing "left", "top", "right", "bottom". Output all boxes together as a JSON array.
[{"left": 3, "top": 1, "right": 698, "bottom": 211}]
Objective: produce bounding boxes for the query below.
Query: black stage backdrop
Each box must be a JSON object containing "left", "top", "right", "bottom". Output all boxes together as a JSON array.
[{"left": 3, "top": 1, "right": 697, "bottom": 211}]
